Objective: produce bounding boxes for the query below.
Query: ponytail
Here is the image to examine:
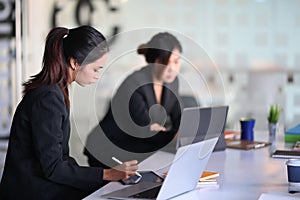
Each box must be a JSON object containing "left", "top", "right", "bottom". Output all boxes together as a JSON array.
[{"left": 23, "top": 27, "right": 71, "bottom": 107}]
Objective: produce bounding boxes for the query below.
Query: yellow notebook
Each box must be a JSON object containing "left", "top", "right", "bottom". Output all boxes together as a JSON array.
[
  {"left": 200, "top": 171, "right": 219, "bottom": 182},
  {"left": 163, "top": 170, "right": 219, "bottom": 182}
]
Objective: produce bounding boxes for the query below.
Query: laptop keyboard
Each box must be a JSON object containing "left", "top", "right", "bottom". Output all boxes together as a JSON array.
[{"left": 129, "top": 185, "right": 162, "bottom": 199}]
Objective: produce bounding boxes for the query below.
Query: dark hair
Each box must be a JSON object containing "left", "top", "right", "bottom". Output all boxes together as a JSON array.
[
  {"left": 137, "top": 32, "right": 182, "bottom": 65},
  {"left": 22, "top": 25, "right": 108, "bottom": 107}
]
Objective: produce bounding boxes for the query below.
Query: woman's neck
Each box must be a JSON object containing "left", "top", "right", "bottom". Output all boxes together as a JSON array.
[{"left": 152, "top": 67, "right": 163, "bottom": 84}]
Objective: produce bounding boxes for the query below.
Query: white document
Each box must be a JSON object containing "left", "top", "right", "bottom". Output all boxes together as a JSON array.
[{"left": 258, "top": 192, "right": 300, "bottom": 200}]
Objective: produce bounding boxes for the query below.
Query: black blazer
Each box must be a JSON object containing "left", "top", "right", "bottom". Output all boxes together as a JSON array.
[
  {"left": 84, "top": 65, "right": 182, "bottom": 168},
  {"left": 0, "top": 84, "right": 104, "bottom": 200}
]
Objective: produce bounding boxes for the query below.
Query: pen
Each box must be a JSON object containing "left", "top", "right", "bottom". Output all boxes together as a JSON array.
[
  {"left": 253, "top": 143, "right": 266, "bottom": 149},
  {"left": 112, "top": 157, "right": 142, "bottom": 177}
]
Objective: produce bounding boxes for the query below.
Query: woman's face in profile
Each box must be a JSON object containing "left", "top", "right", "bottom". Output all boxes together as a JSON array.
[
  {"left": 161, "top": 48, "right": 181, "bottom": 83},
  {"left": 75, "top": 53, "right": 108, "bottom": 86}
]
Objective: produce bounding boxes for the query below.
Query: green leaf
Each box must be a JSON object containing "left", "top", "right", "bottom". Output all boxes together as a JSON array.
[{"left": 268, "top": 104, "right": 281, "bottom": 123}]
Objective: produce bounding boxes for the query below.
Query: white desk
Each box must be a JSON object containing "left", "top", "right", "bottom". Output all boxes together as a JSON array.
[{"left": 84, "top": 133, "right": 300, "bottom": 200}]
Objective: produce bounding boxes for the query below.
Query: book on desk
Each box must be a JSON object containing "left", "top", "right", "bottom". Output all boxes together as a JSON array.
[
  {"left": 199, "top": 171, "right": 219, "bottom": 181},
  {"left": 272, "top": 150, "right": 300, "bottom": 159},
  {"left": 197, "top": 172, "right": 219, "bottom": 189},
  {"left": 163, "top": 170, "right": 219, "bottom": 181},
  {"left": 272, "top": 141, "right": 300, "bottom": 159},
  {"left": 226, "top": 139, "right": 270, "bottom": 150},
  {"left": 163, "top": 170, "right": 220, "bottom": 188},
  {"left": 224, "top": 130, "right": 271, "bottom": 150},
  {"left": 271, "top": 124, "right": 300, "bottom": 159},
  {"left": 285, "top": 123, "right": 300, "bottom": 143}
]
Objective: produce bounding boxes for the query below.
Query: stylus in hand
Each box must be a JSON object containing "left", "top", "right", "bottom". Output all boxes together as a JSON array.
[{"left": 112, "top": 157, "right": 142, "bottom": 177}]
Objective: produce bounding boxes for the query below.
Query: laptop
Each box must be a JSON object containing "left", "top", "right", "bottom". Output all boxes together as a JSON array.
[
  {"left": 101, "top": 138, "right": 218, "bottom": 200},
  {"left": 176, "top": 106, "right": 229, "bottom": 151},
  {"left": 101, "top": 107, "right": 225, "bottom": 200}
]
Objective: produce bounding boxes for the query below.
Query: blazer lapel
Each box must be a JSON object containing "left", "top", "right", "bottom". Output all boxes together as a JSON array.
[
  {"left": 142, "top": 66, "right": 157, "bottom": 106},
  {"left": 161, "top": 84, "right": 172, "bottom": 111}
]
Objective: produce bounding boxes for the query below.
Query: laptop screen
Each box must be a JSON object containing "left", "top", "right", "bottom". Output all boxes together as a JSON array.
[{"left": 176, "top": 106, "right": 229, "bottom": 150}]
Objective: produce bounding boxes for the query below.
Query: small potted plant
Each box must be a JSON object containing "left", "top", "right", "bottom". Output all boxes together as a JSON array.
[
  {"left": 268, "top": 104, "right": 282, "bottom": 144},
  {"left": 268, "top": 104, "right": 281, "bottom": 124}
]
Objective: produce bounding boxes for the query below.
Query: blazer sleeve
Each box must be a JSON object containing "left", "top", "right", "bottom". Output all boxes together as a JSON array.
[
  {"left": 31, "top": 90, "right": 104, "bottom": 191},
  {"left": 111, "top": 78, "right": 152, "bottom": 129},
  {"left": 129, "top": 89, "right": 151, "bottom": 126}
]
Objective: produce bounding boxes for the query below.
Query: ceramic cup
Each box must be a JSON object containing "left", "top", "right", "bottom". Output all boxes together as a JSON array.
[
  {"left": 240, "top": 118, "right": 255, "bottom": 141},
  {"left": 286, "top": 159, "right": 300, "bottom": 193},
  {"left": 286, "top": 159, "right": 300, "bottom": 183}
]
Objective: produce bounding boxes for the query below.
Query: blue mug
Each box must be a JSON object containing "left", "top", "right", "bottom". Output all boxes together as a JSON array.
[
  {"left": 286, "top": 159, "right": 300, "bottom": 183},
  {"left": 240, "top": 118, "right": 255, "bottom": 141}
]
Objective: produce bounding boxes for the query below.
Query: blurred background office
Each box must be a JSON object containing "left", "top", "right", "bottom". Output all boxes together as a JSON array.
[{"left": 1, "top": 0, "right": 300, "bottom": 177}]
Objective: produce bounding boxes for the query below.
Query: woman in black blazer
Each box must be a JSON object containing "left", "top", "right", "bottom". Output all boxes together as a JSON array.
[
  {"left": 0, "top": 26, "right": 138, "bottom": 200},
  {"left": 84, "top": 32, "right": 183, "bottom": 168}
]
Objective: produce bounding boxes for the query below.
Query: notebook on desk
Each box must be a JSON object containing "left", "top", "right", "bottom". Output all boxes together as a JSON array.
[
  {"left": 101, "top": 107, "right": 222, "bottom": 200},
  {"left": 271, "top": 141, "right": 300, "bottom": 159},
  {"left": 226, "top": 139, "right": 270, "bottom": 150},
  {"left": 272, "top": 150, "right": 300, "bottom": 159}
]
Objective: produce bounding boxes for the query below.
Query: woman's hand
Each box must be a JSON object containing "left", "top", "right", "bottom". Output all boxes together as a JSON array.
[
  {"left": 150, "top": 123, "right": 166, "bottom": 132},
  {"left": 103, "top": 160, "right": 138, "bottom": 181}
]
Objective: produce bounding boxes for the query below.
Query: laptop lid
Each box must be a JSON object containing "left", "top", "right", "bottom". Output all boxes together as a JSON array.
[
  {"left": 176, "top": 106, "right": 229, "bottom": 151},
  {"left": 157, "top": 137, "right": 219, "bottom": 199}
]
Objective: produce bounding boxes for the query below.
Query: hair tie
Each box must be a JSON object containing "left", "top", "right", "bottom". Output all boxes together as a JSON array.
[{"left": 63, "top": 29, "right": 69, "bottom": 39}]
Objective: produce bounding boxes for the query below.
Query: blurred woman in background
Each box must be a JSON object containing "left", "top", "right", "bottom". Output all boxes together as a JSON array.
[{"left": 84, "top": 32, "right": 183, "bottom": 168}]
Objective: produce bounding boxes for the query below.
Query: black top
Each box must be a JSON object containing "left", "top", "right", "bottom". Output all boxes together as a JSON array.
[
  {"left": 84, "top": 65, "right": 182, "bottom": 168},
  {"left": 0, "top": 84, "right": 104, "bottom": 200}
]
